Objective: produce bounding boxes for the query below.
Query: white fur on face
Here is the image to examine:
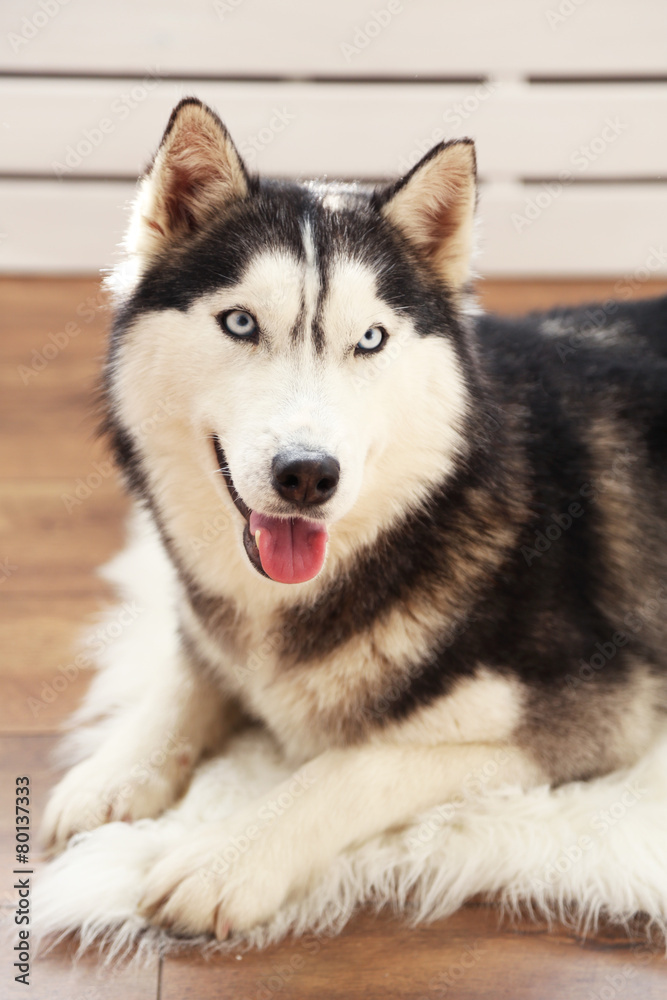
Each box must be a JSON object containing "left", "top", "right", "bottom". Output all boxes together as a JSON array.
[{"left": 112, "top": 239, "right": 470, "bottom": 601}]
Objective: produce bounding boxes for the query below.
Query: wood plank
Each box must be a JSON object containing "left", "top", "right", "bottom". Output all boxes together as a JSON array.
[
  {"left": 2, "top": 79, "right": 667, "bottom": 179},
  {"left": 0, "top": 389, "right": 111, "bottom": 477},
  {"left": 480, "top": 183, "right": 667, "bottom": 277},
  {"left": 5, "top": 277, "right": 667, "bottom": 319},
  {"left": 0, "top": 275, "right": 127, "bottom": 594},
  {"left": 0, "top": 479, "right": 127, "bottom": 594},
  {"left": 0, "top": 735, "right": 60, "bottom": 900},
  {"left": 0, "top": 736, "right": 160, "bottom": 998},
  {"left": 480, "top": 277, "right": 667, "bottom": 314},
  {"left": 0, "top": 276, "right": 109, "bottom": 344},
  {"left": 3, "top": 180, "right": 667, "bottom": 276},
  {"left": 0, "top": 179, "right": 131, "bottom": 274},
  {"left": 1, "top": 0, "right": 665, "bottom": 76},
  {"left": 0, "top": 275, "right": 116, "bottom": 477},
  {"left": 0, "top": 734, "right": 160, "bottom": 996},
  {"left": 0, "top": 597, "right": 101, "bottom": 733},
  {"left": 161, "top": 907, "right": 667, "bottom": 999},
  {"left": 0, "top": 943, "right": 160, "bottom": 1000}
]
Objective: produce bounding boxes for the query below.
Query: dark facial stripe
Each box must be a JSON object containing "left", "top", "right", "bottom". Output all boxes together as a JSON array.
[
  {"left": 311, "top": 280, "right": 327, "bottom": 354},
  {"left": 310, "top": 208, "right": 332, "bottom": 355},
  {"left": 300, "top": 209, "right": 328, "bottom": 354},
  {"left": 289, "top": 293, "right": 306, "bottom": 344}
]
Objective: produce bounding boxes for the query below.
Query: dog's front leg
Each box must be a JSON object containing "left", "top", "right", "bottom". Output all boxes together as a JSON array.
[
  {"left": 42, "top": 651, "right": 232, "bottom": 851},
  {"left": 140, "top": 740, "right": 544, "bottom": 937}
]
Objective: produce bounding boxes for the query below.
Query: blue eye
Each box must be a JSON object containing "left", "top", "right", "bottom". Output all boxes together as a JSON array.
[
  {"left": 218, "top": 310, "right": 258, "bottom": 340},
  {"left": 355, "top": 326, "right": 386, "bottom": 354}
]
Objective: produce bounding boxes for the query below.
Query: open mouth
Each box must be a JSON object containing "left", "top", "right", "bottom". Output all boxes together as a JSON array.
[{"left": 212, "top": 437, "right": 329, "bottom": 585}]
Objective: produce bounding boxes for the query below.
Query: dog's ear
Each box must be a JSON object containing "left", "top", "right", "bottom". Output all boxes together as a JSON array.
[
  {"left": 128, "top": 97, "right": 249, "bottom": 258},
  {"left": 378, "top": 139, "right": 476, "bottom": 290}
]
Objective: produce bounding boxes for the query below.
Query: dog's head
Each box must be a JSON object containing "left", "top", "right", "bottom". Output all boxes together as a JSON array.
[{"left": 105, "top": 98, "right": 477, "bottom": 589}]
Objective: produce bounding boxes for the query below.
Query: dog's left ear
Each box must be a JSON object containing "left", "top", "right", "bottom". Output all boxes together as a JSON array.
[
  {"left": 128, "top": 97, "right": 249, "bottom": 259},
  {"left": 377, "top": 139, "right": 476, "bottom": 290}
]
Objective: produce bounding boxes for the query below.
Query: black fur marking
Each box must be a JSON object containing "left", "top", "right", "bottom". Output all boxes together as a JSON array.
[
  {"left": 289, "top": 293, "right": 306, "bottom": 344},
  {"left": 108, "top": 175, "right": 467, "bottom": 367},
  {"left": 101, "top": 143, "right": 667, "bottom": 765},
  {"left": 277, "top": 293, "right": 667, "bottom": 726},
  {"left": 310, "top": 279, "right": 327, "bottom": 355},
  {"left": 380, "top": 299, "right": 667, "bottom": 721}
]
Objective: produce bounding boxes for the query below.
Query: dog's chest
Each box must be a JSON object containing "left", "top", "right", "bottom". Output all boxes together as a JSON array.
[
  {"left": 223, "top": 625, "right": 384, "bottom": 758},
  {"left": 186, "top": 596, "right": 407, "bottom": 757}
]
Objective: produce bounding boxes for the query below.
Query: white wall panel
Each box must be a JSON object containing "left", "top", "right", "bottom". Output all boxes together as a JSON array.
[
  {"left": 1, "top": 0, "right": 665, "bottom": 274},
  {"left": 1, "top": 0, "right": 665, "bottom": 77},
  {"left": 2, "top": 179, "right": 666, "bottom": 277},
  {"left": 1, "top": 80, "right": 666, "bottom": 180}
]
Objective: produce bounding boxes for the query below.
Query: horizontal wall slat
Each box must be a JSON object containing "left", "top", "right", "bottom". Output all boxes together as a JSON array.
[
  {"left": 480, "top": 184, "right": 667, "bottom": 276},
  {"left": 1, "top": 0, "right": 666, "bottom": 77},
  {"left": 2, "top": 179, "right": 666, "bottom": 277},
  {"left": 2, "top": 79, "right": 667, "bottom": 180},
  {"left": 0, "top": 181, "right": 132, "bottom": 273}
]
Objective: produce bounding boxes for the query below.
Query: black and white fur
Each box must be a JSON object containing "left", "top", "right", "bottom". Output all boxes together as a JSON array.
[{"left": 42, "top": 98, "right": 667, "bottom": 938}]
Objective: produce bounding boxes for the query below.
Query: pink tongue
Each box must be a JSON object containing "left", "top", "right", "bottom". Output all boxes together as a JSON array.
[{"left": 248, "top": 511, "right": 328, "bottom": 584}]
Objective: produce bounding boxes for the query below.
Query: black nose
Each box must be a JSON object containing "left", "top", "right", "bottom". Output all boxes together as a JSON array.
[{"left": 272, "top": 452, "right": 340, "bottom": 505}]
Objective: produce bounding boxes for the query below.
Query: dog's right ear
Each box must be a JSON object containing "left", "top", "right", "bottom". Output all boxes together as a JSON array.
[
  {"left": 127, "top": 97, "right": 249, "bottom": 259},
  {"left": 376, "top": 139, "right": 477, "bottom": 291}
]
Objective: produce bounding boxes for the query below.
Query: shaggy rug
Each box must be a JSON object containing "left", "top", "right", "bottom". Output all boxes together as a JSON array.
[{"left": 33, "top": 512, "right": 667, "bottom": 956}]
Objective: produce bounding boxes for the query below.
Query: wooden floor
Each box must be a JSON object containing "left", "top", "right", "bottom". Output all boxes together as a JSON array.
[{"left": 2, "top": 276, "right": 667, "bottom": 998}]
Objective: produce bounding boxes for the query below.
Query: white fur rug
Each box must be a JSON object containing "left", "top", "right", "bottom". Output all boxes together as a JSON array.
[{"left": 34, "top": 513, "right": 667, "bottom": 956}]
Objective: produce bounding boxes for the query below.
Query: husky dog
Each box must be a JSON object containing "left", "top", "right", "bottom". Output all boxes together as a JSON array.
[{"left": 43, "top": 98, "right": 667, "bottom": 938}]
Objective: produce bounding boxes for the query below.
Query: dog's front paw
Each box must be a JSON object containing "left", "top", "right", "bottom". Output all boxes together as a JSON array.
[
  {"left": 42, "top": 740, "right": 194, "bottom": 852},
  {"left": 139, "top": 822, "right": 295, "bottom": 937}
]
